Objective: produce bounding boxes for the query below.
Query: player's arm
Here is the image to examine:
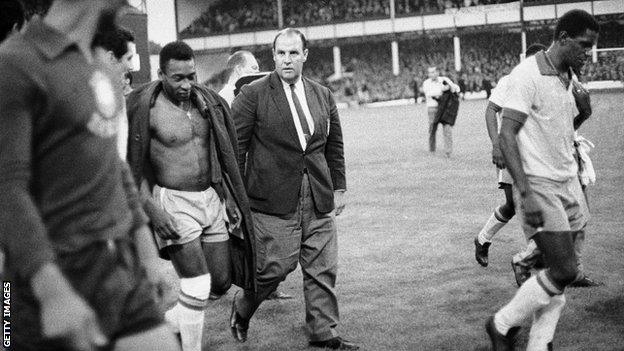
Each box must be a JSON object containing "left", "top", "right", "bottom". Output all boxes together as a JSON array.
[
  {"left": 139, "top": 178, "right": 180, "bottom": 240},
  {"left": 0, "top": 59, "right": 106, "bottom": 349},
  {"left": 499, "top": 111, "right": 543, "bottom": 228},
  {"left": 485, "top": 101, "right": 505, "bottom": 168},
  {"left": 323, "top": 88, "right": 347, "bottom": 215},
  {"left": 442, "top": 77, "right": 460, "bottom": 93},
  {"left": 125, "top": 88, "right": 180, "bottom": 241},
  {"left": 499, "top": 71, "right": 543, "bottom": 228},
  {"left": 231, "top": 84, "right": 258, "bottom": 177}
]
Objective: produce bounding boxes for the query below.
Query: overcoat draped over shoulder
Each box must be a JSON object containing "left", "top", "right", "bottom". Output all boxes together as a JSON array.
[
  {"left": 126, "top": 81, "right": 256, "bottom": 291},
  {"left": 435, "top": 90, "right": 460, "bottom": 126}
]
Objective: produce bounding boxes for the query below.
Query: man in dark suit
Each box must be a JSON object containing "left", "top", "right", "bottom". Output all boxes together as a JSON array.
[{"left": 230, "top": 28, "right": 358, "bottom": 350}]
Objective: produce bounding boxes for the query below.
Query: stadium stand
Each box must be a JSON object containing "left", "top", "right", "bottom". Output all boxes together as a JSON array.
[
  {"left": 304, "top": 19, "right": 623, "bottom": 102},
  {"left": 180, "top": 0, "right": 532, "bottom": 37},
  {"left": 179, "top": 0, "right": 278, "bottom": 37}
]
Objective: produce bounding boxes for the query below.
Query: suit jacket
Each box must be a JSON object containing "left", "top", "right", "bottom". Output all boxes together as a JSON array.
[
  {"left": 232, "top": 72, "right": 346, "bottom": 215},
  {"left": 125, "top": 81, "right": 256, "bottom": 291}
]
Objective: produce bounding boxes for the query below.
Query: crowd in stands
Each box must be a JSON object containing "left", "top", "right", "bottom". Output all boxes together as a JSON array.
[
  {"left": 204, "top": 17, "right": 623, "bottom": 103},
  {"left": 181, "top": 0, "right": 527, "bottom": 37},
  {"left": 583, "top": 19, "right": 624, "bottom": 82},
  {"left": 395, "top": 0, "right": 515, "bottom": 15},
  {"left": 283, "top": 0, "right": 390, "bottom": 27},
  {"left": 311, "top": 19, "right": 623, "bottom": 102},
  {"left": 180, "top": 0, "right": 278, "bottom": 37}
]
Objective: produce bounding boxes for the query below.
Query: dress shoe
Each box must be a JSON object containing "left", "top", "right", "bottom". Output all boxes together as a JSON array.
[
  {"left": 474, "top": 237, "right": 491, "bottom": 267},
  {"left": 266, "top": 290, "right": 293, "bottom": 300},
  {"left": 570, "top": 275, "right": 603, "bottom": 288},
  {"left": 309, "top": 337, "right": 360, "bottom": 350},
  {"left": 486, "top": 316, "right": 520, "bottom": 351},
  {"left": 230, "top": 292, "right": 249, "bottom": 342},
  {"left": 511, "top": 259, "right": 531, "bottom": 287}
]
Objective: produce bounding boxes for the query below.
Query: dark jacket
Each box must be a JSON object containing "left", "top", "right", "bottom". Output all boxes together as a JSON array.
[
  {"left": 435, "top": 89, "right": 460, "bottom": 126},
  {"left": 126, "top": 81, "right": 256, "bottom": 291},
  {"left": 232, "top": 72, "right": 346, "bottom": 215}
]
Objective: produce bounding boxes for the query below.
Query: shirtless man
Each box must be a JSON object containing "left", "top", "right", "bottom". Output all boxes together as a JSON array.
[{"left": 126, "top": 41, "right": 255, "bottom": 351}]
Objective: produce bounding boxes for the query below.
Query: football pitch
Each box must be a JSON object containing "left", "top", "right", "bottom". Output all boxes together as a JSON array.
[{"left": 166, "top": 92, "right": 624, "bottom": 350}]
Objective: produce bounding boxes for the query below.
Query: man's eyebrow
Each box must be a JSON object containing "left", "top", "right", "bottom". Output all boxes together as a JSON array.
[{"left": 172, "top": 73, "right": 196, "bottom": 78}]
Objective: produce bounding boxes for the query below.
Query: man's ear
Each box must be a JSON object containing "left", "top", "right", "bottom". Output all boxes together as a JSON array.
[
  {"left": 302, "top": 48, "right": 309, "bottom": 62},
  {"left": 106, "top": 50, "right": 117, "bottom": 64},
  {"left": 558, "top": 30, "right": 571, "bottom": 43},
  {"left": 11, "top": 22, "right": 20, "bottom": 34}
]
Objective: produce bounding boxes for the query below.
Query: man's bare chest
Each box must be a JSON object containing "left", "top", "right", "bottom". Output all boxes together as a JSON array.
[{"left": 150, "top": 100, "right": 209, "bottom": 147}]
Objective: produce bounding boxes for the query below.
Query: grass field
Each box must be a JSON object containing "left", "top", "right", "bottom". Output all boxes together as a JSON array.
[{"left": 162, "top": 91, "right": 624, "bottom": 351}]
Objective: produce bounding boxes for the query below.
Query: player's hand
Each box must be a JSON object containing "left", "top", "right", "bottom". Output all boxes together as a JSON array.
[
  {"left": 492, "top": 140, "right": 505, "bottom": 169},
  {"left": 334, "top": 191, "right": 346, "bottom": 216},
  {"left": 150, "top": 207, "right": 181, "bottom": 240},
  {"left": 521, "top": 191, "right": 544, "bottom": 229},
  {"left": 33, "top": 264, "right": 107, "bottom": 351},
  {"left": 571, "top": 80, "right": 591, "bottom": 117}
]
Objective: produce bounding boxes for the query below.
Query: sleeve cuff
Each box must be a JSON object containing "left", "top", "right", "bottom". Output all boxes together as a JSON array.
[
  {"left": 487, "top": 101, "right": 502, "bottom": 111},
  {"left": 502, "top": 108, "right": 528, "bottom": 124}
]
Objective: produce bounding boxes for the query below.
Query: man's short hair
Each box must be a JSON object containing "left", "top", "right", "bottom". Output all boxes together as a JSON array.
[
  {"left": 525, "top": 43, "right": 547, "bottom": 57},
  {"left": 0, "top": 0, "right": 25, "bottom": 42},
  {"left": 159, "top": 41, "right": 195, "bottom": 73},
  {"left": 272, "top": 28, "right": 308, "bottom": 51},
  {"left": 554, "top": 10, "right": 599, "bottom": 41},
  {"left": 92, "top": 26, "right": 135, "bottom": 60},
  {"left": 226, "top": 50, "right": 252, "bottom": 70}
]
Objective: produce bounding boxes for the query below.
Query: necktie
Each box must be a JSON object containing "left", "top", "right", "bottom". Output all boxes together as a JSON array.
[{"left": 289, "top": 84, "right": 311, "bottom": 143}]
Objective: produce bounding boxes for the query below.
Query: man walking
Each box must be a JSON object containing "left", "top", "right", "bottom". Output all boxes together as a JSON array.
[
  {"left": 126, "top": 41, "right": 255, "bottom": 351},
  {"left": 422, "top": 66, "right": 460, "bottom": 157},
  {"left": 473, "top": 43, "right": 546, "bottom": 268},
  {"left": 230, "top": 28, "right": 358, "bottom": 350},
  {"left": 486, "top": 10, "right": 598, "bottom": 350}
]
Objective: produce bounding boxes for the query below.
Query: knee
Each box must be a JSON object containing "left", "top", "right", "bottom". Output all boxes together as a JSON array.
[
  {"left": 548, "top": 260, "right": 579, "bottom": 287},
  {"left": 499, "top": 203, "right": 515, "bottom": 219},
  {"left": 210, "top": 271, "right": 231, "bottom": 296}
]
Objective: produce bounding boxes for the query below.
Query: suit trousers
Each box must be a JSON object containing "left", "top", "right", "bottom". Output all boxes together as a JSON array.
[
  {"left": 428, "top": 107, "right": 452, "bottom": 155},
  {"left": 251, "top": 173, "right": 339, "bottom": 341}
]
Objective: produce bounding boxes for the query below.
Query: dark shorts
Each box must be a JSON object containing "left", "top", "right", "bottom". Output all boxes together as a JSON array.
[{"left": 8, "top": 238, "right": 164, "bottom": 351}]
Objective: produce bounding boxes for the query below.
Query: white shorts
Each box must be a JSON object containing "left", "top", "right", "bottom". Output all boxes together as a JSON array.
[
  {"left": 153, "top": 185, "right": 229, "bottom": 253},
  {"left": 513, "top": 176, "right": 589, "bottom": 240}
]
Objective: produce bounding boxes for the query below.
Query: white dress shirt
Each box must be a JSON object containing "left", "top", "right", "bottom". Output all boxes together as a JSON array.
[
  {"left": 218, "top": 82, "right": 236, "bottom": 107},
  {"left": 422, "top": 77, "right": 460, "bottom": 108},
  {"left": 281, "top": 78, "right": 315, "bottom": 149}
]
